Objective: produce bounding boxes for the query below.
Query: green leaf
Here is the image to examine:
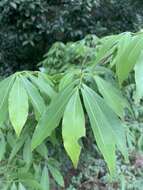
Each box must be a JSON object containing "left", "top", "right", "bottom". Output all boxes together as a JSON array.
[
  {"left": 94, "top": 76, "right": 130, "bottom": 118},
  {"left": 18, "top": 183, "right": 26, "bottom": 190},
  {"left": 31, "top": 82, "right": 76, "bottom": 150},
  {"left": 9, "top": 133, "right": 27, "bottom": 161},
  {"left": 59, "top": 72, "right": 75, "bottom": 91},
  {"left": 9, "top": 77, "right": 29, "bottom": 136},
  {"left": 82, "top": 85, "right": 116, "bottom": 175},
  {"left": 0, "top": 132, "right": 6, "bottom": 161},
  {"left": 0, "top": 75, "right": 15, "bottom": 126},
  {"left": 36, "top": 142, "right": 48, "bottom": 159},
  {"left": 40, "top": 166, "right": 50, "bottom": 190},
  {"left": 134, "top": 51, "right": 143, "bottom": 102},
  {"left": 48, "top": 164, "right": 64, "bottom": 187},
  {"left": 82, "top": 85, "right": 128, "bottom": 173},
  {"left": 18, "top": 172, "right": 42, "bottom": 190},
  {"left": 29, "top": 74, "right": 56, "bottom": 99},
  {"left": 11, "top": 183, "right": 17, "bottom": 190},
  {"left": 23, "top": 137, "right": 32, "bottom": 165},
  {"left": 21, "top": 76, "right": 46, "bottom": 119},
  {"left": 62, "top": 90, "right": 85, "bottom": 168},
  {"left": 115, "top": 33, "right": 143, "bottom": 85},
  {"left": 94, "top": 35, "right": 119, "bottom": 65}
]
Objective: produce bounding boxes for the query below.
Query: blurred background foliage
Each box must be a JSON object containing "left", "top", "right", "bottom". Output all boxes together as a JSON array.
[{"left": 0, "top": 0, "right": 143, "bottom": 75}]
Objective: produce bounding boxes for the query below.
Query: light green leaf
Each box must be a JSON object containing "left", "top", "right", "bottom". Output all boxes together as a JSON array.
[
  {"left": 134, "top": 51, "right": 143, "bottom": 102},
  {"left": 94, "top": 35, "right": 119, "bottom": 65},
  {"left": 23, "top": 137, "right": 32, "bottom": 165},
  {"left": 116, "top": 33, "right": 143, "bottom": 85},
  {"left": 82, "top": 85, "right": 128, "bottom": 172},
  {"left": 95, "top": 75, "right": 130, "bottom": 118},
  {"left": 40, "top": 166, "right": 50, "bottom": 190},
  {"left": 29, "top": 74, "right": 56, "bottom": 99},
  {"left": 59, "top": 72, "right": 75, "bottom": 91},
  {"left": 31, "top": 82, "right": 76, "bottom": 150},
  {"left": 21, "top": 76, "right": 46, "bottom": 119},
  {"left": 9, "top": 77, "right": 29, "bottom": 136},
  {"left": 11, "top": 183, "right": 17, "bottom": 190},
  {"left": 62, "top": 90, "right": 85, "bottom": 168},
  {"left": 0, "top": 132, "right": 6, "bottom": 161},
  {"left": 82, "top": 85, "right": 116, "bottom": 175},
  {"left": 0, "top": 75, "right": 15, "bottom": 126},
  {"left": 18, "top": 183, "right": 26, "bottom": 190},
  {"left": 48, "top": 164, "right": 64, "bottom": 187}
]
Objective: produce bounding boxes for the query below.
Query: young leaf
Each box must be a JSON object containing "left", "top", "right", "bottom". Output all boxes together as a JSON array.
[
  {"left": 23, "top": 137, "right": 32, "bottom": 165},
  {"left": 0, "top": 75, "right": 15, "bottom": 126},
  {"left": 134, "top": 51, "right": 143, "bottom": 102},
  {"left": 94, "top": 76, "right": 130, "bottom": 118},
  {"left": 48, "top": 164, "right": 64, "bottom": 187},
  {"left": 62, "top": 90, "right": 85, "bottom": 168},
  {"left": 9, "top": 77, "right": 29, "bottom": 136},
  {"left": 21, "top": 76, "right": 46, "bottom": 119},
  {"left": 31, "top": 82, "right": 76, "bottom": 150},
  {"left": 40, "top": 166, "right": 50, "bottom": 190},
  {"left": 81, "top": 84, "right": 116, "bottom": 175}
]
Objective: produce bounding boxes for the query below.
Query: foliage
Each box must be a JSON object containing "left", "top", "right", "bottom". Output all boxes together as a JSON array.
[
  {"left": 1, "top": 0, "right": 143, "bottom": 74},
  {"left": 1, "top": 31, "right": 143, "bottom": 189}
]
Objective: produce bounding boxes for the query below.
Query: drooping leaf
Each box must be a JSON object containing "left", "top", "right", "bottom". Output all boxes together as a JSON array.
[
  {"left": 23, "top": 137, "right": 32, "bottom": 165},
  {"left": 0, "top": 132, "right": 6, "bottom": 161},
  {"left": 81, "top": 84, "right": 116, "bottom": 175},
  {"left": 9, "top": 77, "right": 29, "bottom": 136},
  {"left": 82, "top": 85, "right": 128, "bottom": 168},
  {"left": 0, "top": 75, "right": 15, "bottom": 126},
  {"left": 31, "top": 82, "right": 76, "bottom": 150},
  {"left": 94, "top": 75, "right": 130, "bottom": 118},
  {"left": 40, "top": 166, "right": 50, "bottom": 190},
  {"left": 48, "top": 164, "right": 64, "bottom": 187},
  {"left": 62, "top": 90, "right": 85, "bottom": 168},
  {"left": 21, "top": 76, "right": 46, "bottom": 119},
  {"left": 134, "top": 51, "right": 143, "bottom": 102}
]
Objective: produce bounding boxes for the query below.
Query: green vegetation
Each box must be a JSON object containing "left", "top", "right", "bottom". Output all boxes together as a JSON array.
[{"left": 0, "top": 31, "right": 143, "bottom": 189}]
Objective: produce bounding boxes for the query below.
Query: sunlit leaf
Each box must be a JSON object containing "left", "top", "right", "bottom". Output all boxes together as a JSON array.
[
  {"left": 31, "top": 82, "right": 76, "bottom": 150},
  {"left": 62, "top": 90, "right": 85, "bottom": 167},
  {"left": 9, "top": 77, "right": 29, "bottom": 136}
]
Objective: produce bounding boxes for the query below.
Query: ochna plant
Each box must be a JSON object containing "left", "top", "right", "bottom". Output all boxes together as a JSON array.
[{"left": 1, "top": 31, "right": 143, "bottom": 189}]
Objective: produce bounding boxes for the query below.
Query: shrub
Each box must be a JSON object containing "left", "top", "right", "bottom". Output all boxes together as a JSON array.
[{"left": 0, "top": 31, "right": 143, "bottom": 188}]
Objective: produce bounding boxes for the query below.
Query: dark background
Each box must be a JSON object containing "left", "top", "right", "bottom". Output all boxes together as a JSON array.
[{"left": 0, "top": 0, "right": 143, "bottom": 75}]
